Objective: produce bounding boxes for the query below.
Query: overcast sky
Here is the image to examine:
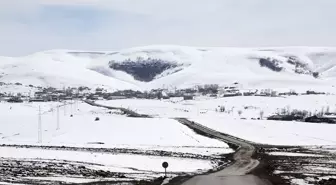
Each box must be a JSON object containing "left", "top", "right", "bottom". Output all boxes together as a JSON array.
[{"left": 1, "top": 0, "right": 336, "bottom": 56}]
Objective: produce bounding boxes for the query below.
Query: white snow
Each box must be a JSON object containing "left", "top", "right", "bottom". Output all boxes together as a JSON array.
[
  {"left": 93, "top": 95, "right": 336, "bottom": 146},
  {"left": 0, "top": 101, "right": 232, "bottom": 182},
  {"left": 1, "top": 46, "right": 336, "bottom": 91},
  {"left": 192, "top": 117, "right": 336, "bottom": 146},
  {"left": 291, "top": 178, "right": 308, "bottom": 185},
  {"left": 97, "top": 94, "right": 336, "bottom": 119},
  {"left": 0, "top": 147, "right": 215, "bottom": 174},
  {"left": 318, "top": 176, "right": 336, "bottom": 180},
  {"left": 0, "top": 101, "right": 231, "bottom": 154},
  {"left": 4, "top": 45, "right": 336, "bottom": 183},
  {"left": 306, "top": 166, "right": 336, "bottom": 172}
]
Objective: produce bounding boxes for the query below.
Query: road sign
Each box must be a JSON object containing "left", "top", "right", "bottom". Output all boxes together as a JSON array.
[
  {"left": 162, "top": 161, "right": 168, "bottom": 168},
  {"left": 162, "top": 162, "right": 168, "bottom": 177}
]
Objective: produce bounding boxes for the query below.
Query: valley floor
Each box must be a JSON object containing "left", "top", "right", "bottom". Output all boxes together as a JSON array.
[
  {"left": 1, "top": 94, "right": 336, "bottom": 184},
  {"left": 0, "top": 101, "right": 231, "bottom": 184}
]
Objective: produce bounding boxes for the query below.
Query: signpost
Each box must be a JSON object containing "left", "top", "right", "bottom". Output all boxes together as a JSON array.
[{"left": 162, "top": 162, "right": 168, "bottom": 177}]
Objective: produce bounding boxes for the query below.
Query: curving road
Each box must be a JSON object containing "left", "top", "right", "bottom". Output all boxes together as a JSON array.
[
  {"left": 175, "top": 118, "right": 271, "bottom": 185},
  {"left": 83, "top": 101, "right": 271, "bottom": 185},
  {"left": 84, "top": 100, "right": 151, "bottom": 118}
]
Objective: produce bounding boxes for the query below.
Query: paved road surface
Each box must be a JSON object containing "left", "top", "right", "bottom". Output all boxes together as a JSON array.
[
  {"left": 176, "top": 118, "right": 271, "bottom": 185},
  {"left": 84, "top": 100, "right": 150, "bottom": 117}
]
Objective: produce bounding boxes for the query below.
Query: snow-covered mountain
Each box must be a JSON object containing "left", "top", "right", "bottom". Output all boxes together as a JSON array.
[{"left": 1, "top": 45, "right": 336, "bottom": 92}]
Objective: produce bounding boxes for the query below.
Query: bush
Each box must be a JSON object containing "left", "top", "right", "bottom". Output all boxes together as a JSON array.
[
  {"left": 313, "top": 72, "right": 319, "bottom": 78},
  {"left": 276, "top": 107, "right": 309, "bottom": 118},
  {"left": 219, "top": 106, "right": 225, "bottom": 112}
]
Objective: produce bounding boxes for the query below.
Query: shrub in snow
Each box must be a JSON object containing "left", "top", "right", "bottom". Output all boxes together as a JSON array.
[
  {"left": 95, "top": 117, "right": 100, "bottom": 121},
  {"left": 278, "top": 108, "right": 308, "bottom": 117},
  {"left": 271, "top": 108, "right": 309, "bottom": 121},
  {"left": 313, "top": 72, "right": 319, "bottom": 78},
  {"left": 305, "top": 115, "right": 336, "bottom": 124},
  {"left": 292, "top": 109, "right": 309, "bottom": 118},
  {"left": 320, "top": 107, "right": 325, "bottom": 116},
  {"left": 218, "top": 106, "right": 225, "bottom": 112}
]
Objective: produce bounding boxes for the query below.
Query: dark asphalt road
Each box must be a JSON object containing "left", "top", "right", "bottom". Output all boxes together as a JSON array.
[{"left": 176, "top": 118, "right": 271, "bottom": 185}]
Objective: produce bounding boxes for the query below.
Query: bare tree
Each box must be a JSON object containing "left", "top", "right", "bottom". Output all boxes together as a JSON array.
[
  {"left": 220, "top": 106, "right": 225, "bottom": 112},
  {"left": 259, "top": 110, "right": 264, "bottom": 119},
  {"left": 308, "top": 111, "right": 312, "bottom": 117},
  {"left": 320, "top": 107, "right": 325, "bottom": 116},
  {"left": 238, "top": 110, "right": 242, "bottom": 117},
  {"left": 280, "top": 108, "right": 286, "bottom": 115},
  {"left": 326, "top": 106, "right": 330, "bottom": 114},
  {"left": 286, "top": 105, "right": 291, "bottom": 115}
]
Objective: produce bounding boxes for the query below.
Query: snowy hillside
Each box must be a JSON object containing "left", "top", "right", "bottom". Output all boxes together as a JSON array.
[{"left": 1, "top": 46, "right": 336, "bottom": 92}]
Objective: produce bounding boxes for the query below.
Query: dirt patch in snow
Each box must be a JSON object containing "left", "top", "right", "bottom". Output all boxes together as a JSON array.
[
  {"left": 0, "top": 145, "right": 231, "bottom": 185},
  {"left": 254, "top": 147, "right": 336, "bottom": 185}
]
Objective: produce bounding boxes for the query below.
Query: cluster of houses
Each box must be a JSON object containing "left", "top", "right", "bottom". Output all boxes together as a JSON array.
[
  {"left": 0, "top": 87, "right": 85, "bottom": 103},
  {"left": 0, "top": 81, "right": 330, "bottom": 103},
  {"left": 0, "top": 86, "right": 196, "bottom": 103}
]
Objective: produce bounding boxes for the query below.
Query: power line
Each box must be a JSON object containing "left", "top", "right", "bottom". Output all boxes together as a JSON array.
[
  {"left": 64, "top": 101, "right": 66, "bottom": 116},
  {"left": 70, "top": 99, "right": 73, "bottom": 115}
]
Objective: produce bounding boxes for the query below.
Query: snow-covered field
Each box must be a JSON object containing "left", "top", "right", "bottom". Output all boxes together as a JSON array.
[
  {"left": 2, "top": 45, "right": 336, "bottom": 184},
  {"left": 97, "top": 94, "right": 336, "bottom": 119},
  {"left": 0, "top": 101, "right": 232, "bottom": 184},
  {"left": 2, "top": 93, "right": 336, "bottom": 183},
  {"left": 0, "top": 147, "right": 215, "bottom": 174},
  {"left": 192, "top": 117, "right": 336, "bottom": 146},
  {"left": 0, "top": 101, "right": 230, "bottom": 152},
  {"left": 96, "top": 95, "right": 336, "bottom": 146}
]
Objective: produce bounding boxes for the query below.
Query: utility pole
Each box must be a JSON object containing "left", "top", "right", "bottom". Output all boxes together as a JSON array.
[
  {"left": 38, "top": 106, "right": 42, "bottom": 143},
  {"left": 64, "top": 101, "right": 66, "bottom": 116},
  {"left": 57, "top": 106, "right": 60, "bottom": 130},
  {"left": 70, "top": 99, "right": 73, "bottom": 115}
]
